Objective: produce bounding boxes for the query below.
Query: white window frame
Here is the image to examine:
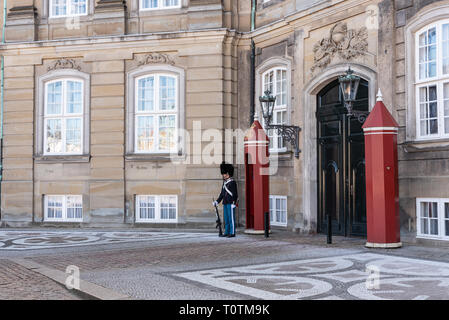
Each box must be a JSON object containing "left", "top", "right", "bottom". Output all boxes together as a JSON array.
[
  {"left": 134, "top": 73, "right": 178, "bottom": 154},
  {"left": 44, "top": 195, "right": 83, "bottom": 222},
  {"left": 269, "top": 195, "right": 287, "bottom": 227},
  {"left": 415, "top": 20, "right": 449, "bottom": 140},
  {"left": 416, "top": 198, "right": 449, "bottom": 240},
  {"left": 135, "top": 195, "right": 178, "bottom": 223},
  {"left": 49, "top": 0, "right": 88, "bottom": 18},
  {"left": 44, "top": 78, "right": 84, "bottom": 156},
  {"left": 139, "top": 0, "right": 181, "bottom": 11},
  {"left": 262, "top": 67, "right": 288, "bottom": 152}
]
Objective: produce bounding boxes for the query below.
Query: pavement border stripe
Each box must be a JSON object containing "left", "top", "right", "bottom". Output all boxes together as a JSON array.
[{"left": 10, "top": 258, "right": 130, "bottom": 300}]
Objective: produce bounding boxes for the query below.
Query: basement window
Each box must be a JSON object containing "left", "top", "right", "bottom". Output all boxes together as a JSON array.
[
  {"left": 44, "top": 195, "right": 83, "bottom": 222},
  {"left": 417, "top": 198, "right": 449, "bottom": 240},
  {"left": 269, "top": 195, "right": 287, "bottom": 227},
  {"left": 136, "top": 195, "right": 178, "bottom": 223}
]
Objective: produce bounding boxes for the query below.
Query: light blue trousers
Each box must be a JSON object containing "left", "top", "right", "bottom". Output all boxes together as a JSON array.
[{"left": 223, "top": 204, "right": 235, "bottom": 235}]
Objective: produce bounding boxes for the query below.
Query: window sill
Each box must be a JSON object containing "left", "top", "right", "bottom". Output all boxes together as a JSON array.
[
  {"left": 125, "top": 153, "right": 186, "bottom": 162},
  {"left": 269, "top": 150, "right": 292, "bottom": 161},
  {"left": 257, "top": 0, "right": 284, "bottom": 10},
  {"left": 402, "top": 139, "right": 449, "bottom": 153},
  {"left": 34, "top": 155, "right": 91, "bottom": 163}
]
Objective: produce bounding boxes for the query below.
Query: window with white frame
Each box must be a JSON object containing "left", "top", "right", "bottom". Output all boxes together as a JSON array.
[
  {"left": 262, "top": 67, "right": 287, "bottom": 151},
  {"left": 50, "top": 0, "right": 88, "bottom": 17},
  {"left": 45, "top": 195, "right": 83, "bottom": 222},
  {"left": 44, "top": 79, "right": 83, "bottom": 155},
  {"left": 415, "top": 21, "right": 449, "bottom": 139},
  {"left": 269, "top": 195, "right": 287, "bottom": 226},
  {"left": 140, "top": 0, "right": 180, "bottom": 10},
  {"left": 417, "top": 198, "right": 449, "bottom": 240},
  {"left": 136, "top": 195, "right": 178, "bottom": 222},
  {"left": 135, "top": 74, "right": 178, "bottom": 153}
]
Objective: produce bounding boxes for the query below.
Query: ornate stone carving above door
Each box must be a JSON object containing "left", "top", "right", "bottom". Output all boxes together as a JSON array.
[{"left": 311, "top": 22, "right": 368, "bottom": 72}]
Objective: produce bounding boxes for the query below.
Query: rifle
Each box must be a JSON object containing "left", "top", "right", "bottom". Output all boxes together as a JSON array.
[{"left": 213, "top": 198, "right": 223, "bottom": 237}]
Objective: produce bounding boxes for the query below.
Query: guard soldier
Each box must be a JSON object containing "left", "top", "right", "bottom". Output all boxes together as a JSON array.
[{"left": 213, "top": 162, "right": 238, "bottom": 237}]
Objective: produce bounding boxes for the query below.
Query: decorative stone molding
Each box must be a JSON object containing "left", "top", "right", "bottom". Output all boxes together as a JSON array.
[
  {"left": 7, "top": 5, "right": 37, "bottom": 19},
  {"left": 311, "top": 22, "right": 368, "bottom": 72},
  {"left": 47, "top": 59, "right": 82, "bottom": 72},
  {"left": 138, "top": 53, "right": 176, "bottom": 66},
  {"left": 95, "top": 0, "right": 127, "bottom": 12}
]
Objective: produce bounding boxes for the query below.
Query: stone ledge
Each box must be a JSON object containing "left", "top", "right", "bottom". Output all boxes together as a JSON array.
[
  {"left": 402, "top": 139, "right": 449, "bottom": 153},
  {"left": 7, "top": 5, "right": 37, "bottom": 19},
  {"left": 34, "top": 155, "right": 91, "bottom": 163},
  {"left": 125, "top": 153, "right": 186, "bottom": 162}
]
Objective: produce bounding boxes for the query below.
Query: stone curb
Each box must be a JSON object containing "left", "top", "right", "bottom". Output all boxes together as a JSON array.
[{"left": 10, "top": 258, "right": 131, "bottom": 300}]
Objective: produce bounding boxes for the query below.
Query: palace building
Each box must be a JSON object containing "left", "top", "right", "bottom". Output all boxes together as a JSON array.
[{"left": 1, "top": 0, "right": 448, "bottom": 244}]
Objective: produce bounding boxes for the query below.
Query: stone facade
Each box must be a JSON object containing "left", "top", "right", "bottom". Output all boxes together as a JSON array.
[{"left": 0, "top": 0, "right": 448, "bottom": 243}]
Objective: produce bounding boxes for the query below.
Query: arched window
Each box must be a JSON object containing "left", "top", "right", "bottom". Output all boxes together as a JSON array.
[
  {"left": 126, "top": 65, "right": 185, "bottom": 157},
  {"left": 261, "top": 67, "right": 288, "bottom": 151},
  {"left": 37, "top": 69, "right": 90, "bottom": 158},
  {"left": 135, "top": 73, "right": 178, "bottom": 153},
  {"left": 415, "top": 20, "right": 449, "bottom": 139},
  {"left": 44, "top": 78, "right": 84, "bottom": 154}
]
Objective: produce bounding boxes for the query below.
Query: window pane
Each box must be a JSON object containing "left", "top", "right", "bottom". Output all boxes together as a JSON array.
[
  {"left": 275, "top": 69, "right": 287, "bottom": 106},
  {"left": 71, "top": 0, "right": 87, "bottom": 15},
  {"left": 419, "top": 32, "right": 427, "bottom": 46},
  {"left": 443, "top": 24, "right": 449, "bottom": 74},
  {"left": 51, "top": 0, "right": 67, "bottom": 16},
  {"left": 138, "top": 196, "right": 155, "bottom": 220},
  {"left": 138, "top": 77, "right": 155, "bottom": 112},
  {"left": 445, "top": 84, "right": 449, "bottom": 134},
  {"left": 158, "top": 115, "right": 176, "bottom": 151},
  {"left": 420, "top": 201, "right": 438, "bottom": 236},
  {"left": 136, "top": 116, "right": 155, "bottom": 152},
  {"left": 429, "top": 85, "right": 437, "bottom": 101},
  {"left": 142, "top": 0, "right": 158, "bottom": 8},
  {"left": 66, "top": 118, "right": 82, "bottom": 153},
  {"left": 264, "top": 71, "right": 274, "bottom": 93},
  {"left": 46, "top": 81, "right": 63, "bottom": 115},
  {"left": 160, "top": 196, "right": 176, "bottom": 220},
  {"left": 164, "top": 0, "right": 179, "bottom": 7},
  {"left": 430, "top": 219, "right": 439, "bottom": 235},
  {"left": 428, "top": 27, "right": 436, "bottom": 44},
  {"left": 419, "top": 86, "right": 439, "bottom": 136},
  {"left": 66, "top": 81, "right": 83, "bottom": 114},
  {"left": 421, "top": 218, "right": 428, "bottom": 234},
  {"left": 66, "top": 195, "right": 82, "bottom": 219},
  {"left": 47, "top": 196, "right": 63, "bottom": 219},
  {"left": 418, "top": 28, "right": 437, "bottom": 79},
  {"left": 159, "top": 76, "right": 176, "bottom": 111},
  {"left": 46, "top": 119, "right": 62, "bottom": 153}
]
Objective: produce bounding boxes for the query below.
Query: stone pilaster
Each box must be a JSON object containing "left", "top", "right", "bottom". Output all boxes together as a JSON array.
[
  {"left": 5, "top": 5, "right": 37, "bottom": 42},
  {"left": 93, "top": 0, "right": 127, "bottom": 36}
]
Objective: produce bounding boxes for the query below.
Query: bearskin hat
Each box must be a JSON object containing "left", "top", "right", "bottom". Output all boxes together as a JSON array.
[{"left": 220, "top": 161, "right": 234, "bottom": 177}]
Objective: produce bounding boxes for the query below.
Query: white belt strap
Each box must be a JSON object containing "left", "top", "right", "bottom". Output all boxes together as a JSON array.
[{"left": 223, "top": 179, "right": 233, "bottom": 197}]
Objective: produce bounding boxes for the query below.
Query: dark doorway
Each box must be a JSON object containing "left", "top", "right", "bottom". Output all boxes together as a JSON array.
[{"left": 317, "top": 78, "right": 368, "bottom": 237}]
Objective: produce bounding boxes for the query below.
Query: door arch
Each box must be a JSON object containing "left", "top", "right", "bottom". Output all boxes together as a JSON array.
[
  {"left": 301, "top": 63, "right": 377, "bottom": 235},
  {"left": 316, "top": 78, "right": 368, "bottom": 237}
]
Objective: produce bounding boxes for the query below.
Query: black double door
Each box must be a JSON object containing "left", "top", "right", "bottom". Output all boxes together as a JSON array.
[{"left": 317, "top": 79, "right": 368, "bottom": 237}]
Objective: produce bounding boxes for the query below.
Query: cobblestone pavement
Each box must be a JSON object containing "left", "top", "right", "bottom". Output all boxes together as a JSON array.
[
  {"left": 0, "top": 259, "right": 81, "bottom": 300},
  {"left": 2, "top": 228, "right": 449, "bottom": 300}
]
